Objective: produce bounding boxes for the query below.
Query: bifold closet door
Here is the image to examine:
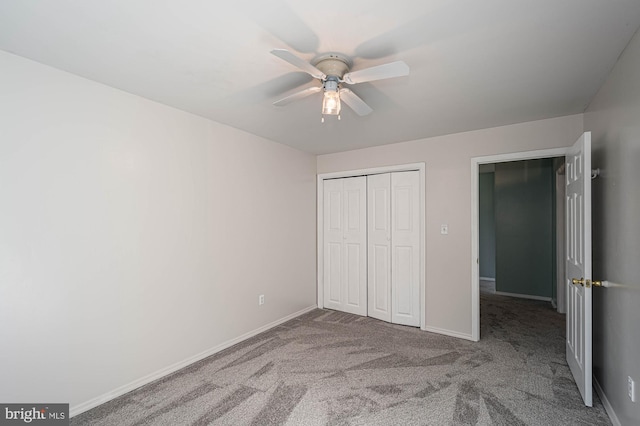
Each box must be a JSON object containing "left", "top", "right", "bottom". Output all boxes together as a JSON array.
[
  {"left": 367, "top": 171, "right": 420, "bottom": 327},
  {"left": 323, "top": 177, "right": 367, "bottom": 316},
  {"left": 367, "top": 174, "right": 392, "bottom": 322},
  {"left": 391, "top": 171, "right": 420, "bottom": 326}
]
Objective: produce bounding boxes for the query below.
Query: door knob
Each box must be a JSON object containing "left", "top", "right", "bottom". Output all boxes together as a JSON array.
[
  {"left": 572, "top": 278, "right": 605, "bottom": 288},
  {"left": 572, "top": 278, "right": 586, "bottom": 286}
]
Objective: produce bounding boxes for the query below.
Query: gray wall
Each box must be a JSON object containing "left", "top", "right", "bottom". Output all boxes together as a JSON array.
[
  {"left": 584, "top": 28, "right": 640, "bottom": 424},
  {"left": 0, "top": 51, "right": 317, "bottom": 412},
  {"left": 494, "top": 159, "right": 554, "bottom": 298},
  {"left": 479, "top": 172, "right": 496, "bottom": 279}
]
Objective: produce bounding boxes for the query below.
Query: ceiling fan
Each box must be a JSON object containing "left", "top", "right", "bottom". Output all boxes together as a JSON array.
[{"left": 271, "top": 49, "right": 410, "bottom": 121}]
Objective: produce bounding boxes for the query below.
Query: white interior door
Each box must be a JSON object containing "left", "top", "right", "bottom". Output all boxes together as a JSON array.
[
  {"left": 367, "top": 174, "right": 392, "bottom": 322},
  {"left": 391, "top": 171, "right": 420, "bottom": 327},
  {"left": 323, "top": 177, "right": 367, "bottom": 315},
  {"left": 565, "top": 132, "right": 592, "bottom": 407}
]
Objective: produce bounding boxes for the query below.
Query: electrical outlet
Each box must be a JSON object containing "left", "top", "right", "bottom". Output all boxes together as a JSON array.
[
  {"left": 259, "top": 294, "right": 265, "bottom": 306},
  {"left": 629, "top": 376, "right": 636, "bottom": 402}
]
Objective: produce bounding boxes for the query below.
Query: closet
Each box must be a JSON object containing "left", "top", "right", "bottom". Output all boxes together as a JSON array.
[{"left": 322, "top": 171, "right": 420, "bottom": 326}]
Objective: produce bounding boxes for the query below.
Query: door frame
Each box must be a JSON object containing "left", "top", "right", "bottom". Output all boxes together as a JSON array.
[
  {"left": 470, "top": 147, "right": 569, "bottom": 341},
  {"left": 317, "top": 162, "right": 426, "bottom": 330},
  {"left": 555, "top": 163, "right": 567, "bottom": 314}
]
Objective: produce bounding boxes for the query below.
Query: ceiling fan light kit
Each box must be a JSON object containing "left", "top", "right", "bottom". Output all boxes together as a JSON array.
[
  {"left": 270, "top": 49, "right": 409, "bottom": 121},
  {"left": 321, "top": 78, "right": 341, "bottom": 117}
]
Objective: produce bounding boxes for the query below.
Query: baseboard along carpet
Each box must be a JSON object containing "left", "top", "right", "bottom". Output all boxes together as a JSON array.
[{"left": 71, "top": 294, "right": 611, "bottom": 425}]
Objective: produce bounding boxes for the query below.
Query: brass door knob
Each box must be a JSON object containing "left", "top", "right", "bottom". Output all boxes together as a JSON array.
[{"left": 571, "top": 278, "right": 605, "bottom": 288}]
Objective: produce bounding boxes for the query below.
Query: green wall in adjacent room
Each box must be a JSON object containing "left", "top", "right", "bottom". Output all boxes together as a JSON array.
[
  {"left": 479, "top": 172, "right": 496, "bottom": 279},
  {"left": 494, "top": 159, "right": 555, "bottom": 298}
]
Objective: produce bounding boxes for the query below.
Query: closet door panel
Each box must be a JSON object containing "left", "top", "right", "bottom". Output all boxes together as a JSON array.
[
  {"left": 342, "top": 177, "right": 367, "bottom": 315},
  {"left": 367, "top": 174, "right": 392, "bottom": 322},
  {"left": 391, "top": 171, "right": 420, "bottom": 326},
  {"left": 324, "top": 179, "right": 345, "bottom": 311},
  {"left": 324, "top": 177, "right": 367, "bottom": 315}
]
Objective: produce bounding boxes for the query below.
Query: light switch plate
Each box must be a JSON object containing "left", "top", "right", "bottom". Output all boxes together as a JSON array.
[{"left": 440, "top": 224, "right": 448, "bottom": 235}]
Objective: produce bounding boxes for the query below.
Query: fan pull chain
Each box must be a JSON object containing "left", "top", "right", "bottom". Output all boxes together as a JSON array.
[{"left": 321, "top": 116, "right": 341, "bottom": 122}]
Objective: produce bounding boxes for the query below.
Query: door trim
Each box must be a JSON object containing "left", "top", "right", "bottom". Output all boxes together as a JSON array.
[
  {"left": 470, "top": 147, "right": 569, "bottom": 341},
  {"left": 317, "top": 163, "right": 426, "bottom": 330},
  {"left": 555, "top": 164, "right": 567, "bottom": 314}
]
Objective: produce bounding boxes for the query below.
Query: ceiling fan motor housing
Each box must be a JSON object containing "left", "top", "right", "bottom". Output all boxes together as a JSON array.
[{"left": 313, "top": 53, "right": 351, "bottom": 79}]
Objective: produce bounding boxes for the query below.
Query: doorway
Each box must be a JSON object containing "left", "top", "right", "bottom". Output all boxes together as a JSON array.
[
  {"left": 471, "top": 147, "right": 569, "bottom": 341},
  {"left": 479, "top": 158, "right": 564, "bottom": 303}
]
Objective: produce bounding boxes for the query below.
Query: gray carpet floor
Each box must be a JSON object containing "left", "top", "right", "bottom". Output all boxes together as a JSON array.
[{"left": 72, "top": 294, "right": 611, "bottom": 425}]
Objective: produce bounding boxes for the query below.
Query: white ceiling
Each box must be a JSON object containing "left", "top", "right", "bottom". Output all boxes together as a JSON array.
[{"left": 1, "top": 1, "right": 640, "bottom": 154}]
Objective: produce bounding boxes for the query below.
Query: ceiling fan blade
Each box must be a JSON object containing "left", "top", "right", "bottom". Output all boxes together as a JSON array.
[
  {"left": 271, "top": 49, "right": 326, "bottom": 80},
  {"left": 339, "top": 88, "right": 373, "bottom": 116},
  {"left": 342, "top": 61, "right": 409, "bottom": 85},
  {"left": 273, "top": 86, "right": 322, "bottom": 106}
]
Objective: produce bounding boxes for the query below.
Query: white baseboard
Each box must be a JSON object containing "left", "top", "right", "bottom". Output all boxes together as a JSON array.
[
  {"left": 479, "top": 277, "right": 495, "bottom": 282},
  {"left": 70, "top": 305, "right": 318, "bottom": 418},
  {"left": 423, "top": 325, "right": 475, "bottom": 342},
  {"left": 479, "top": 281, "right": 496, "bottom": 293},
  {"left": 594, "top": 377, "right": 621, "bottom": 426},
  {"left": 494, "top": 291, "right": 552, "bottom": 302}
]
